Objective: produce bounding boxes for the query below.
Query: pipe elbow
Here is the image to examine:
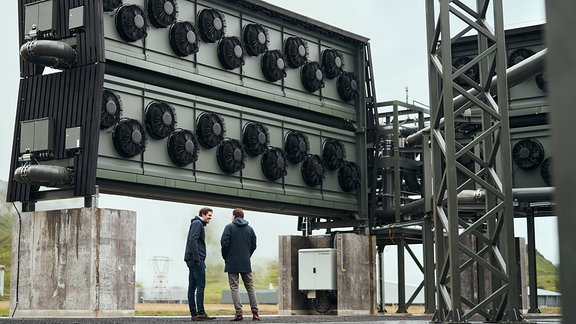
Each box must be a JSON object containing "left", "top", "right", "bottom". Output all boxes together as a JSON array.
[{"left": 20, "top": 40, "right": 77, "bottom": 69}]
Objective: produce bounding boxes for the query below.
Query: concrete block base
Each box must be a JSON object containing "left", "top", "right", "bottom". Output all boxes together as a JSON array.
[{"left": 9, "top": 208, "right": 136, "bottom": 318}]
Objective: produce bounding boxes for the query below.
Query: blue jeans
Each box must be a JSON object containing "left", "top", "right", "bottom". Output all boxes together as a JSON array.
[{"left": 187, "top": 260, "right": 207, "bottom": 316}]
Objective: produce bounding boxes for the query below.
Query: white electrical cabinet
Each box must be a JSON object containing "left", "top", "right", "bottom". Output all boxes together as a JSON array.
[{"left": 298, "top": 248, "right": 337, "bottom": 291}]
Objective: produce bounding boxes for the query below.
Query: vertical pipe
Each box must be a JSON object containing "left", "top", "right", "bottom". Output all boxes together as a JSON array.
[
  {"left": 526, "top": 212, "right": 541, "bottom": 313},
  {"left": 396, "top": 238, "right": 407, "bottom": 313}
]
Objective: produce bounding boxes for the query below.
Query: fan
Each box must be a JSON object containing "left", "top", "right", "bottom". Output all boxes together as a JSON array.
[
  {"left": 218, "top": 36, "right": 245, "bottom": 70},
  {"left": 196, "top": 112, "right": 225, "bottom": 149},
  {"left": 167, "top": 128, "right": 199, "bottom": 167},
  {"left": 147, "top": 0, "right": 177, "bottom": 28},
  {"left": 540, "top": 156, "right": 552, "bottom": 186},
  {"left": 300, "top": 62, "right": 324, "bottom": 93},
  {"left": 536, "top": 72, "right": 547, "bottom": 92},
  {"left": 337, "top": 72, "right": 359, "bottom": 102},
  {"left": 112, "top": 118, "right": 147, "bottom": 158},
  {"left": 284, "top": 37, "right": 308, "bottom": 68},
  {"left": 243, "top": 23, "right": 268, "bottom": 56},
  {"left": 217, "top": 138, "right": 245, "bottom": 174},
  {"left": 453, "top": 56, "right": 479, "bottom": 87},
  {"left": 322, "top": 49, "right": 344, "bottom": 79},
  {"left": 508, "top": 48, "right": 535, "bottom": 67},
  {"left": 197, "top": 8, "right": 225, "bottom": 43},
  {"left": 145, "top": 101, "right": 176, "bottom": 140},
  {"left": 338, "top": 161, "right": 360, "bottom": 192},
  {"left": 169, "top": 21, "right": 200, "bottom": 57},
  {"left": 104, "top": 0, "right": 123, "bottom": 12},
  {"left": 261, "top": 147, "right": 287, "bottom": 181},
  {"left": 242, "top": 122, "right": 269, "bottom": 157},
  {"left": 284, "top": 130, "right": 309, "bottom": 164},
  {"left": 301, "top": 154, "right": 324, "bottom": 187},
  {"left": 512, "top": 138, "right": 545, "bottom": 170},
  {"left": 115, "top": 4, "right": 148, "bottom": 42},
  {"left": 101, "top": 89, "right": 122, "bottom": 129},
  {"left": 261, "top": 50, "right": 286, "bottom": 82},
  {"left": 322, "top": 139, "right": 345, "bottom": 171}
]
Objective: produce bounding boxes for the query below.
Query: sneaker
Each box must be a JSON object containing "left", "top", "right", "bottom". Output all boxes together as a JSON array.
[{"left": 197, "top": 313, "right": 216, "bottom": 321}]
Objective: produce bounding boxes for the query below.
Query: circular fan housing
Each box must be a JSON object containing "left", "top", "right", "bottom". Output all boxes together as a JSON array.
[
  {"left": 284, "top": 37, "right": 308, "bottom": 68},
  {"left": 112, "top": 118, "right": 147, "bottom": 158},
  {"left": 196, "top": 112, "right": 225, "bottom": 149},
  {"left": 284, "top": 131, "right": 309, "bottom": 164},
  {"left": 261, "top": 50, "right": 286, "bottom": 82},
  {"left": 145, "top": 101, "right": 176, "bottom": 140},
  {"left": 197, "top": 8, "right": 225, "bottom": 43},
  {"left": 512, "top": 138, "right": 545, "bottom": 170},
  {"left": 218, "top": 36, "right": 245, "bottom": 70},
  {"left": 337, "top": 72, "right": 359, "bottom": 102},
  {"left": 508, "top": 48, "right": 535, "bottom": 67},
  {"left": 322, "top": 139, "right": 345, "bottom": 171},
  {"left": 301, "top": 154, "right": 325, "bottom": 187},
  {"left": 167, "top": 128, "right": 199, "bottom": 167},
  {"left": 338, "top": 161, "right": 360, "bottom": 192},
  {"left": 261, "top": 147, "right": 287, "bottom": 181},
  {"left": 101, "top": 89, "right": 122, "bottom": 129},
  {"left": 453, "top": 56, "right": 479, "bottom": 87},
  {"left": 115, "top": 4, "right": 148, "bottom": 42},
  {"left": 217, "top": 138, "right": 245, "bottom": 174},
  {"left": 104, "top": 0, "right": 123, "bottom": 12},
  {"left": 300, "top": 61, "right": 324, "bottom": 93},
  {"left": 243, "top": 23, "right": 268, "bottom": 56},
  {"left": 540, "top": 157, "right": 552, "bottom": 186},
  {"left": 147, "top": 0, "right": 177, "bottom": 28},
  {"left": 322, "top": 49, "right": 344, "bottom": 79},
  {"left": 242, "top": 122, "right": 269, "bottom": 157},
  {"left": 169, "top": 21, "right": 199, "bottom": 57}
]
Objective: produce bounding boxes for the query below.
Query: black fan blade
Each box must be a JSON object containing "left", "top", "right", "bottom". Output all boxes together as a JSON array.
[
  {"left": 115, "top": 5, "right": 148, "bottom": 42},
  {"left": 196, "top": 112, "right": 225, "bottom": 149},
  {"left": 338, "top": 161, "right": 360, "bottom": 192},
  {"left": 243, "top": 23, "right": 268, "bottom": 56},
  {"left": 337, "top": 72, "right": 359, "bottom": 102},
  {"left": 218, "top": 37, "right": 244, "bottom": 70},
  {"left": 147, "top": 0, "right": 177, "bottom": 28},
  {"left": 300, "top": 62, "right": 324, "bottom": 93},
  {"left": 261, "top": 50, "right": 286, "bottom": 82},
  {"left": 284, "top": 131, "right": 309, "bottom": 164},
  {"left": 322, "top": 139, "right": 345, "bottom": 170},
  {"left": 301, "top": 154, "right": 324, "bottom": 187},
  {"left": 217, "top": 139, "right": 245, "bottom": 174},
  {"left": 101, "top": 90, "right": 122, "bottom": 129},
  {"left": 145, "top": 101, "right": 176, "bottom": 140},
  {"left": 261, "top": 147, "right": 286, "bottom": 181},
  {"left": 112, "top": 118, "right": 147, "bottom": 158},
  {"left": 198, "top": 8, "right": 225, "bottom": 43},
  {"left": 168, "top": 129, "right": 199, "bottom": 166},
  {"left": 284, "top": 37, "right": 307, "bottom": 68},
  {"left": 243, "top": 122, "right": 269, "bottom": 157},
  {"left": 169, "top": 21, "right": 199, "bottom": 57},
  {"left": 104, "top": 0, "right": 123, "bottom": 12},
  {"left": 322, "top": 48, "right": 344, "bottom": 79}
]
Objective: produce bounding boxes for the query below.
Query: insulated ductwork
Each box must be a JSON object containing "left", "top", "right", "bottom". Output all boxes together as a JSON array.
[
  {"left": 14, "top": 164, "right": 74, "bottom": 187},
  {"left": 20, "top": 40, "right": 77, "bottom": 69}
]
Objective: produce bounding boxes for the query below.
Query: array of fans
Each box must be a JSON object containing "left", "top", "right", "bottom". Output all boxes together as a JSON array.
[
  {"left": 101, "top": 89, "right": 361, "bottom": 192},
  {"left": 104, "top": 0, "right": 359, "bottom": 102}
]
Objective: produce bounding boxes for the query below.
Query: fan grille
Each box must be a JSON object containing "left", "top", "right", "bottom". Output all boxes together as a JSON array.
[
  {"left": 322, "top": 139, "right": 345, "bottom": 170},
  {"left": 512, "top": 138, "right": 545, "bottom": 170},
  {"left": 453, "top": 56, "right": 479, "bottom": 87},
  {"left": 217, "top": 138, "right": 245, "bottom": 174},
  {"left": 196, "top": 112, "right": 225, "bottom": 149},
  {"left": 284, "top": 131, "right": 309, "bottom": 164},
  {"left": 218, "top": 36, "right": 245, "bottom": 70},
  {"left": 169, "top": 21, "right": 199, "bottom": 57},
  {"left": 261, "top": 147, "right": 287, "bottom": 181},
  {"left": 115, "top": 4, "right": 148, "bottom": 42},
  {"left": 338, "top": 161, "right": 360, "bottom": 192},
  {"left": 243, "top": 23, "right": 268, "bottom": 56},
  {"left": 147, "top": 0, "right": 177, "bottom": 28},
  {"left": 101, "top": 89, "right": 122, "bottom": 129},
  {"left": 284, "top": 37, "right": 308, "bottom": 68},
  {"left": 301, "top": 154, "right": 324, "bottom": 187},
  {"left": 198, "top": 8, "right": 225, "bottom": 43},
  {"left": 112, "top": 118, "right": 147, "bottom": 158},
  {"left": 261, "top": 50, "right": 286, "bottom": 82},
  {"left": 300, "top": 62, "right": 324, "bottom": 93},
  {"left": 167, "top": 128, "right": 199, "bottom": 167},
  {"left": 322, "top": 49, "right": 344, "bottom": 79},
  {"left": 145, "top": 101, "right": 176, "bottom": 140},
  {"left": 242, "top": 122, "right": 269, "bottom": 157},
  {"left": 337, "top": 72, "right": 359, "bottom": 102},
  {"left": 104, "top": 0, "right": 123, "bottom": 12}
]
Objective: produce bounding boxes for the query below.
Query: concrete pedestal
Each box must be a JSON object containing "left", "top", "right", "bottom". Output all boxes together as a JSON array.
[
  {"left": 278, "top": 233, "right": 376, "bottom": 316},
  {"left": 9, "top": 208, "right": 136, "bottom": 318}
]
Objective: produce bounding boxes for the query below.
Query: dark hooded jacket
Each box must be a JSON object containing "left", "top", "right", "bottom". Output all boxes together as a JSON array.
[
  {"left": 184, "top": 216, "right": 207, "bottom": 263},
  {"left": 220, "top": 217, "right": 257, "bottom": 273}
]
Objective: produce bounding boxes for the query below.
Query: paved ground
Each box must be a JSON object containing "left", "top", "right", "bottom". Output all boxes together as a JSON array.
[{"left": 0, "top": 314, "right": 562, "bottom": 323}]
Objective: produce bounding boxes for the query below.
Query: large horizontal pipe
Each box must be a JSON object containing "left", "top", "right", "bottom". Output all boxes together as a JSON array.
[
  {"left": 406, "top": 49, "right": 547, "bottom": 146},
  {"left": 375, "top": 186, "right": 554, "bottom": 220},
  {"left": 14, "top": 164, "right": 74, "bottom": 188},
  {"left": 20, "top": 40, "right": 77, "bottom": 69}
]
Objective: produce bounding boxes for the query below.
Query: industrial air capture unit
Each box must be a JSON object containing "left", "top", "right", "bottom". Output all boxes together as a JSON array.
[{"left": 9, "top": 0, "right": 369, "bottom": 220}]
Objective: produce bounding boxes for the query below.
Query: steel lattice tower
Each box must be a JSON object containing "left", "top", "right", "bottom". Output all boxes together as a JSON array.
[{"left": 425, "top": 0, "right": 523, "bottom": 322}]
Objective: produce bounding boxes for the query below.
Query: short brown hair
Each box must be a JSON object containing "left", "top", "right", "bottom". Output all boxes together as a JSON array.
[
  {"left": 199, "top": 207, "right": 213, "bottom": 216},
  {"left": 233, "top": 208, "right": 244, "bottom": 218}
]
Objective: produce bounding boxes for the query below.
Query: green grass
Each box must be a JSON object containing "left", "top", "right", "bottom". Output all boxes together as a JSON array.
[{"left": 534, "top": 250, "right": 559, "bottom": 292}]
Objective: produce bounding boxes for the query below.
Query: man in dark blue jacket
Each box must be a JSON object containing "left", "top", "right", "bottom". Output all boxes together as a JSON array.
[
  {"left": 185, "top": 207, "right": 215, "bottom": 321},
  {"left": 220, "top": 208, "right": 260, "bottom": 321}
]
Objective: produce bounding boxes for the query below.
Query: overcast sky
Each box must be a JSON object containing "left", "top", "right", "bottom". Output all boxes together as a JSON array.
[{"left": 0, "top": 1, "right": 553, "bottom": 291}]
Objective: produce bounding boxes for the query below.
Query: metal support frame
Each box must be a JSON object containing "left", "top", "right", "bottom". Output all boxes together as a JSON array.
[
  {"left": 526, "top": 210, "right": 541, "bottom": 313},
  {"left": 426, "top": 0, "right": 523, "bottom": 322}
]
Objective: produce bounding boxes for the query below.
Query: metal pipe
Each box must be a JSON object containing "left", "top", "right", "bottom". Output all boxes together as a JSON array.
[
  {"left": 20, "top": 40, "right": 77, "bottom": 69},
  {"left": 14, "top": 164, "right": 74, "bottom": 187},
  {"left": 406, "top": 49, "right": 547, "bottom": 146}
]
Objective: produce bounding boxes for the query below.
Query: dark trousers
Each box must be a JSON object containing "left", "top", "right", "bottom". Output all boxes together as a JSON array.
[{"left": 187, "top": 260, "right": 207, "bottom": 316}]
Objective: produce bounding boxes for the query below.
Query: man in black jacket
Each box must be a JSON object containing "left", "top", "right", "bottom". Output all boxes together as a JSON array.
[
  {"left": 220, "top": 208, "right": 260, "bottom": 321},
  {"left": 184, "top": 207, "right": 215, "bottom": 321}
]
